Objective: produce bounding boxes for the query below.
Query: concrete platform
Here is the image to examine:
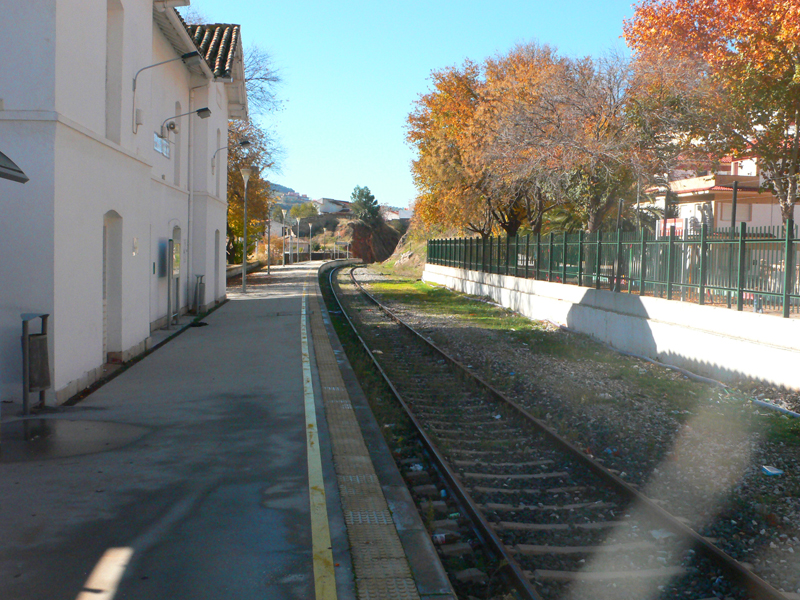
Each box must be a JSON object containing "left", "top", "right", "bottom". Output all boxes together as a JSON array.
[{"left": 0, "top": 262, "right": 455, "bottom": 600}]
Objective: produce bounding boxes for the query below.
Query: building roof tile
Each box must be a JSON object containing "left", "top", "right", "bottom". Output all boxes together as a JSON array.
[{"left": 185, "top": 23, "right": 241, "bottom": 79}]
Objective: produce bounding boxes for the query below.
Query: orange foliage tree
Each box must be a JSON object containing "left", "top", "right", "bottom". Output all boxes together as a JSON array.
[
  {"left": 624, "top": 0, "right": 800, "bottom": 220},
  {"left": 406, "top": 61, "right": 496, "bottom": 237}
]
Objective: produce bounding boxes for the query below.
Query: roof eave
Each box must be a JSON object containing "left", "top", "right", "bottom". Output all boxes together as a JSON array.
[{"left": 154, "top": 7, "right": 214, "bottom": 81}]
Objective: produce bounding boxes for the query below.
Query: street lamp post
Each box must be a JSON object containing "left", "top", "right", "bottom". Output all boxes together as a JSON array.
[
  {"left": 267, "top": 216, "right": 271, "bottom": 275},
  {"left": 281, "top": 210, "right": 287, "bottom": 266},
  {"left": 240, "top": 167, "right": 252, "bottom": 293}
]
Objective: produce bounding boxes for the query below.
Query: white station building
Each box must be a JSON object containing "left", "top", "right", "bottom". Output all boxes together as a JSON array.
[{"left": 0, "top": 1, "right": 248, "bottom": 404}]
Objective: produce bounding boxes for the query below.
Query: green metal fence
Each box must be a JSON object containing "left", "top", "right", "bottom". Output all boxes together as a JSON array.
[{"left": 427, "top": 220, "right": 800, "bottom": 317}]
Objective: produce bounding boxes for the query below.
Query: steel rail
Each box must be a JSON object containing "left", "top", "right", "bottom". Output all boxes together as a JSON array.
[
  {"left": 338, "top": 265, "right": 788, "bottom": 600},
  {"left": 326, "top": 265, "right": 542, "bottom": 600}
]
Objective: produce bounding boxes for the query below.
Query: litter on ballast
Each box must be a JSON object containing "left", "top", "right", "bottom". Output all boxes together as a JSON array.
[
  {"left": 762, "top": 466, "right": 784, "bottom": 476},
  {"left": 650, "top": 529, "right": 676, "bottom": 540}
]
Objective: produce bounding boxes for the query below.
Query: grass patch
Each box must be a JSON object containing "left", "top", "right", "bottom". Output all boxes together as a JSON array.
[{"left": 364, "top": 273, "right": 720, "bottom": 416}]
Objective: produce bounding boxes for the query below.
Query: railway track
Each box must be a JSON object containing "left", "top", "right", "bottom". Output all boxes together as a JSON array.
[{"left": 325, "top": 265, "right": 788, "bottom": 600}]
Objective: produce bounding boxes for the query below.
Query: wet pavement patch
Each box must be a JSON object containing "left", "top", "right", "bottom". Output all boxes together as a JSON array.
[{"left": 0, "top": 419, "right": 149, "bottom": 462}]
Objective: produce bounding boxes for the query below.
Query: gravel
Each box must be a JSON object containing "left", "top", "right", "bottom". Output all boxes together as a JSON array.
[{"left": 356, "top": 268, "right": 800, "bottom": 596}]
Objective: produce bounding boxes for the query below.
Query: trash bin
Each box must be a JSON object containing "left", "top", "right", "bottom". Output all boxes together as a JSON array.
[{"left": 21, "top": 313, "right": 50, "bottom": 415}]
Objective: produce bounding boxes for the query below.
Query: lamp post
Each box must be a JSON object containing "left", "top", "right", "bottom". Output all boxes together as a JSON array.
[
  {"left": 267, "top": 215, "right": 271, "bottom": 275},
  {"left": 281, "top": 209, "right": 288, "bottom": 266},
  {"left": 159, "top": 108, "right": 211, "bottom": 139},
  {"left": 211, "top": 139, "right": 250, "bottom": 174},
  {"left": 240, "top": 167, "right": 252, "bottom": 293},
  {"left": 132, "top": 51, "right": 201, "bottom": 134}
]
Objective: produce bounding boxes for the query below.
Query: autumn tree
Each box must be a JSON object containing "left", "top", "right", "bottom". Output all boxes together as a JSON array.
[
  {"left": 226, "top": 119, "right": 279, "bottom": 262},
  {"left": 406, "top": 62, "right": 496, "bottom": 237},
  {"left": 474, "top": 43, "right": 570, "bottom": 234},
  {"left": 624, "top": 0, "right": 800, "bottom": 221}
]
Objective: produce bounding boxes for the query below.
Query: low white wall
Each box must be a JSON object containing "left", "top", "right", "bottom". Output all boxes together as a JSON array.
[{"left": 423, "top": 263, "right": 800, "bottom": 390}]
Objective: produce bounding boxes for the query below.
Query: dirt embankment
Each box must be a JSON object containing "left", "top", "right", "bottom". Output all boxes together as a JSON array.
[{"left": 339, "top": 219, "right": 401, "bottom": 263}]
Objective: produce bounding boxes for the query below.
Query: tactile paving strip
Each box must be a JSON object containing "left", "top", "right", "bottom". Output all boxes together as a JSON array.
[
  {"left": 358, "top": 578, "right": 419, "bottom": 600},
  {"left": 309, "top": 290, "right": 421, "bottom": 600}
]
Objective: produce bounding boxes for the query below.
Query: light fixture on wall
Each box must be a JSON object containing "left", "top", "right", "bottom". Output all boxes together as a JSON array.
[
  {"left": 132, "top": 51, "right": 203, "bottom": 134},
  {"left": 211, "top": 139, "right": 250, "bottom": 174},
  {"left": 159, "top": 108, "right": 211, "bottom": 139}
]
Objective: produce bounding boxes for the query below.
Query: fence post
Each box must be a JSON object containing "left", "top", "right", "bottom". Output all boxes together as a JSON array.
[
  {"left": 699, "top": 224, "right": 708, "bottom": 305},
  {"left": 667, "top": 226, "right": 675, "bottom": 300},
  {"left": 736, "top": 222, "right": 747, "bottom": 311},
  {"left": 578, "top": 231, "right": 584, "bottom": 286},
  {"left": 548, "top": 233, "right": 554, "bottom": 281},
  {"left": 506, "top": 233, "right": 511, "bottom": 275},
  {"left": 481, "top": 237, "right": 486, "bottom": 272},
  {"left": 525, "top": 233, "right": 531, "bottom": 279},
  {"left": 595, "top": 231, "right": 602, "bottom": 289},
  {"left": 562, "top": 233, "right": 568, "bottom": 283},
  {"left": 639, "top": 229, "right": 647, "bottom": 296},
  {"left": 614, "top": 228, "right": 622, "bottom": 292},
  {"left": 535, "top": 232, "right": 541, "bottom": 280},
  {"left": 784, "top": 219, "right": 794, "bottom": 318}
]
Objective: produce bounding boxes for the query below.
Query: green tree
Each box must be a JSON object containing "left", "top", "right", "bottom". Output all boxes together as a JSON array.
[
  {"left": 350, "top": 186, "right": 382, "bottom": 225},
  {"left": 290, "top": 201, "right": 319, "bottom": 219}
]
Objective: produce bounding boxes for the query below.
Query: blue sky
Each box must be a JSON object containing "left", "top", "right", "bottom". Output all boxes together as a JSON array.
[{"left": 183, "top": 1, "right": 637, "bottom": 208}]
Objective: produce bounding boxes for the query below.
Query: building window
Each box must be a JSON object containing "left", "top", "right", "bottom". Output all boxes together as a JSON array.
[{"left": 154, "top": 133, "right": 170, "bottom": 158}]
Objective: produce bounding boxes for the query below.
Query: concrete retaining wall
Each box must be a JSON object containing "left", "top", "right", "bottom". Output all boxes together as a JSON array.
[{"left": 423, "top": 263, "right": 800, "bottom": 390}]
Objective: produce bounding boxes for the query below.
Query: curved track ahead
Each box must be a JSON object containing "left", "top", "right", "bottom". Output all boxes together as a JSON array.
[{"left": 327, "top": 265, "right": 787, "bottom": 600}]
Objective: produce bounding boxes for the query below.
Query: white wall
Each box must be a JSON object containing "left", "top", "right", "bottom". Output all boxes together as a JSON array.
[
  {"left": 0, "top": 120, "right": 57, "bottom": 404},
  {"left": 423, "top": 263, "right": 800, "bottom": 390},
  {"left": 52, "top": 123, "right": 152, "bottom": 393},
  {"left": 0, "top": 1, "right": 57, "bottom": 112}
]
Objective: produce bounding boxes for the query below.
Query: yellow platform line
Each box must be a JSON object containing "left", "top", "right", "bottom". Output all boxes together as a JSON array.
[{"left": 302, "top": 284, "right": 338, "bottom": 600}]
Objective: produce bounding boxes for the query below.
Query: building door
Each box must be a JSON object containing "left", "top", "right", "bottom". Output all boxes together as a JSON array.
[
  {"left": 103, "top": 211, "right": 123, "bottom": 362},
  {"left": 214, "top": 229, "right": 220, "bottom": 304}
]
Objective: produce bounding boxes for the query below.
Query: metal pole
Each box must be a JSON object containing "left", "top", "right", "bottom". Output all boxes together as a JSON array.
[
  {"left": 595, "top": 231, "right": 602, "bottom": 289},
  {"left": 783, "top": 219, "right": 794, "bottom": 318},
  {"left": 639, "top": 229, "right": 647, "bottom": 296},
  {"left": 242, "top": 177, "right": 248, "bottom": 293},
  {"left": 267, "top": 219, "right": 271, "bottom": 274},
  {"left": 699, "top": 224, "right": 708, "bottom": 305},
  {"left": 737, "top": 221, "right": 747, "bottom": 311},
  {"left": 727, "top": 181, "right": 738, "bottom": 308},
  {"left": 667, "top": 225, "right": 675, "bottom": 300},
  {"left": 21, "top": 319, "right": 30, "bottom": 415}
]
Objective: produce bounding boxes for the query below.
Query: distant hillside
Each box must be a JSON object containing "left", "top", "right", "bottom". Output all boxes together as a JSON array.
[{"left": 270, "top": 183, "right": 295, "bottom": 194}]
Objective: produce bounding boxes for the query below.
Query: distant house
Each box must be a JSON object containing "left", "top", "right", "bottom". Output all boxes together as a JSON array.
[
  {"left": 0, "top": 0, "right": 247, "bottom": 404},
  {"left": 313, "top": 198, "right": 352, "bottom": 214},
  {"left": 381, "top": 205, "right": 414, "bottom": 221},
  {"left": 652, "top": 157, "right": 795, "bottom": 234}
]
